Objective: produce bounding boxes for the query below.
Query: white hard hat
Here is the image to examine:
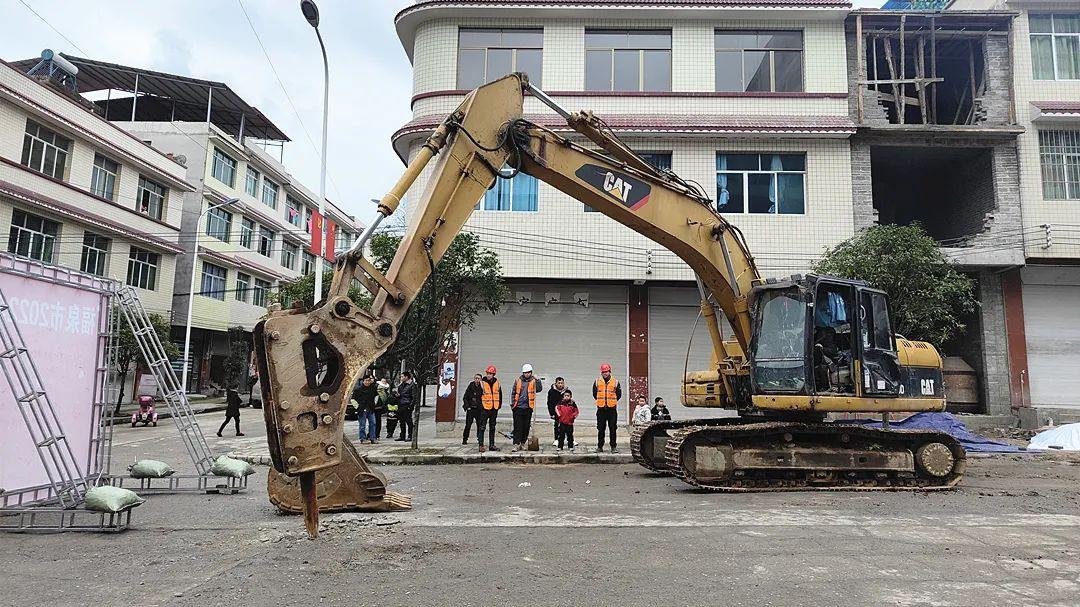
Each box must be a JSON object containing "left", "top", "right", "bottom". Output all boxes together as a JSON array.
[{"left": 522, "top": 363, "right": 533, "bottom": 373}]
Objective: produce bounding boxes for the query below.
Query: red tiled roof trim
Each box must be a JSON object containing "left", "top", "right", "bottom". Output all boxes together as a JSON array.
[{"left": 1032, "top": 101, "right": 1080, "bottom": 113}]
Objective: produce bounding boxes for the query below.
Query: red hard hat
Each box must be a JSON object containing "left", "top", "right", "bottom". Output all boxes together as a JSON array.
[
  {"left": 486, "top": 365, "right": 497, "bottom": 374},
  {"left": 600, "top": 363, "right": 612, "bottom": 373}
]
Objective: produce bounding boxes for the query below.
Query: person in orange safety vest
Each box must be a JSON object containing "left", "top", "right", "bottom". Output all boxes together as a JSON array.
[{"left": 592, "top": 363, "right": 623, "bottom": 453}]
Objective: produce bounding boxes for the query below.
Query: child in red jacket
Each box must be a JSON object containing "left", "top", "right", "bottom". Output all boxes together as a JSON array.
[{"left": 555, "top": 389, "right": 579, "bottom": 450}]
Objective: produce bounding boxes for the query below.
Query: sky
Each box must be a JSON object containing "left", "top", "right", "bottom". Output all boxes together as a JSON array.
[{"left": 2, "top": 0, "right": 883, "bottom": 226}]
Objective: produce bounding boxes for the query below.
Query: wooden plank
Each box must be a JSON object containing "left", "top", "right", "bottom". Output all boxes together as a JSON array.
[
  {"left": 899, "top": 15, "right": 907, "bottom": 125},
  {"left": 917, "top": 36, "right": 928, "bottom": 124},
  {"left": 931, "top": 16, "right": 938, "bottom": 124},
  {"left": 872, "top": 36, "right": 879, "bottom": 93},
  {"left": 858, "top": 77, "right": 944, "bottom": 85},
  {"left": 882, "top": 36, "right": 901, "bottom": 124},
  {"left": 856, "top": 14, "right": 864, "bottom": 123}
]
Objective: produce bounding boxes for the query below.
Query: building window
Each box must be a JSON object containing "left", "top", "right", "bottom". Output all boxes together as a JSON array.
[
  {"left": 286, "top": 196, "right": 304, "bottom": 228},
  {"left": 1031, "top": 14, "right": 1080, "bottom": 80},
  {"left": 337, "top": 230, "right": 354, "bottom": 255},
  {"left": 585, "top": 152, "right": 671, "bottom": 212},
  {"left": 211, "top": 147, "right": 237, "bottom": 187},
  {"left": 457, "top": 28, "right": 543, "bottom": 89},
  {"left": 281, "top": 241, "right": 298, "bottom": 270},
  {"left": 205, "top": 205, "right": 233, "bottom": 242},
  {"left": 262, "top": 178, "right": 279, "bottom": 209},
  {"left": 90, "top": 154, "right": 120, "bottom": 201},
  {"left": 136, "top": 176, "right": 167, "bottom": 220},
  {"left": 21, "top": 120, "right": 72, "bottom": 180},
  {"left": 304, "top": 208, "right": 314, "bottom": 234},
  {"left": 126, "top": 247, "right": 159, "bottom": 290},
  {"left": 480, "top": 170, "right": 538, "bottom": 211},
  {"left": 235, "top": 272, "right": 250, "bottom": 302},
  {"left": 7, "top": 209, "right": 59, "bottom": 263},
  {"left": 1039, "top": 130, "right": 1080, "bottom": 199},
  {"left": 301, "top": 251, "right": 316, "bottom": 275},
  {"left": 258, "top": 226, "right": 276, "bottom": 257},
  {"left": 239, "top": 218, "right": 256, "bottom": 248},
  {"left": 252, "top": 278, "right": 271, "bottom": 307},
  {"left": 715, "top": 30, "right": 803, "bottom": 93},
  {"left": 200, "top": 262, "right": 227, "bottom": 300},
  {"left": 715, "top": 153, "right": 806, "bottom": 215},
  {"left": 245, "top": 166, "right": 261, "bottom": 197},
  {"left": 585, "top": 30, "right": 671, "bottom": 92},
  {"left": 80, "top": 232, "right": 110, "bottom": 276}
]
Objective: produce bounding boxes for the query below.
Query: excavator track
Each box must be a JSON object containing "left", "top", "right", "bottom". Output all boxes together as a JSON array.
[
  {"left": 663, "top": 422, "right": 966, "bottom": 491},
  {"left": 630, "top": 418, "right": 746, "bottom": 472}
]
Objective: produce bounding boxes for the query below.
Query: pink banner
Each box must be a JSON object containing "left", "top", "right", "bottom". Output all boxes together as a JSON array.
[{"left": 0, "top": 269, "right": 106, "bottom": 492}]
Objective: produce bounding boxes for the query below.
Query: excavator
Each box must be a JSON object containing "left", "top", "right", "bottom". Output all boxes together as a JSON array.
[{"left": 253, "top": 73, "right": 966, "bottom": 538}]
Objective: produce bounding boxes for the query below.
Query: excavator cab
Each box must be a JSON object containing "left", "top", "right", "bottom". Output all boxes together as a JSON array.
[{"left": 749, "top": 275, "right": 901, "bottom": 399}]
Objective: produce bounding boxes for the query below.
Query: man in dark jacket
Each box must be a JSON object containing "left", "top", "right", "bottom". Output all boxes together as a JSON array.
[
  {"left": 395, "top": 371, "right": 416, "bottom": 441},
  {"left": 462, "top": 373, "right": 484, "bottom": 446},
  {"left": 217, "top": 388, "right": 244, "bottom": 437},
  {"left": 546, "top": 377, "right": 567, "bottom": 447},
  {"left": 353, "top": 376, "right": 378, "bottom": 444}
]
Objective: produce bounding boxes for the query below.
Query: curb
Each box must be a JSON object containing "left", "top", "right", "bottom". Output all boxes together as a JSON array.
[
  {"left": 228, "top": 450, "right": 634, "bottom": 466},
  {"left": 108, "top": 405, "right": 228, "bottom": 426}
]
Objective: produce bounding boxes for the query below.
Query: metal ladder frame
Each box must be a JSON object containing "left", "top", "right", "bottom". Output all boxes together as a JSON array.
[
  {"left": 0, "top": 287, "right": 89, "bottom": 508},
  {"left": 115, "top": 287, "right": 216, "bottom": 475}
]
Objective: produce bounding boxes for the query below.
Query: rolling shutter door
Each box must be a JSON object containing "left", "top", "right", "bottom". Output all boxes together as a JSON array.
[
  {"left": 1022, "top": 267, "right": 1080, "bottom": 409},
  {"left": 457, "top": 284, "right": 627, "bottom": 422}
]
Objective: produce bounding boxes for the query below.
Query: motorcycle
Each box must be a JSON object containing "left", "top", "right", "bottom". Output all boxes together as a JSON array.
[{"left": 131, "top": 395, "right": 158, "bottom": 427}]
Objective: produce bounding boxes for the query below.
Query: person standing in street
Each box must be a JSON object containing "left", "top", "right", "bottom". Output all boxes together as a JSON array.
[
  {"left": 217, "top": 387, "right": 244, "bottom": 437},
  {"left": 510, "top": 364, "right": 542, "bottom": 452},
  {"left": 373, "top": 378, "right": 390, "bottom": 440},
  {"left": 479, "top": 365, "right": 502, "bottom": 452},
  {"left": 547, "top": 377, "right": 567, "bottom": 447},
  {"left": 395, "top": 371, "right": 416, "bottom": 441},
  {"left": 592, "top": 363, "right": 622, "bottom": 453},
  {"left": 632, "top": 394, "right": 652, "bottom": 427},
  {"left": 382, "top": 379, "right": 400, "bottom": 440},
  {"left": 353, "top": 376, "right": 378, "bottom": 444},
  {"left": 462, "top": 373, "right": 484, "bottom": 446},
  {"left": 555, "top": 389, "right": 579, "bottom": 450},
  {"left": 651, "top": 397, "right": 672, "bottom": 421}
]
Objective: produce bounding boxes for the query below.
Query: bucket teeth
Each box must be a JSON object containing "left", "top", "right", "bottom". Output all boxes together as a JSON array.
[{"left": 267, "top": 440, "right": 412, "bottom": 513}]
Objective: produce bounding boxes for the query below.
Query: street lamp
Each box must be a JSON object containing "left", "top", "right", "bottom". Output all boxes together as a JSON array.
[
  {"left": 181, "top": 197, "right": 239, "bottom": 393},
  {"left": 301, "top": 0, "right": 330, "bottom": 303}
]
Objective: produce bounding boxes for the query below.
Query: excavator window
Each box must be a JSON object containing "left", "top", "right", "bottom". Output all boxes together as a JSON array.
[
  {"left": 813, "top": 283, "right": 855, "bottom": 395},
  {"left": 751, "top": 288, "right": 807, "bottom": 393}
]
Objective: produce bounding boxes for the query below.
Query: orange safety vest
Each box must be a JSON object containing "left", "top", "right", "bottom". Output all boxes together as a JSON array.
[
  {"left": 595, "top": 376, "right": 619, "bottom": 408},
  {"left": 481, "top": 379, "right": 501, "bottom": 410},
  {"left": 511, "top": 377, "right": 538, "bottom": 409}
]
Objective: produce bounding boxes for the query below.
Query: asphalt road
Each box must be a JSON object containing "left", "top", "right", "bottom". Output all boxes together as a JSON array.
[{"left": 2, "top": 408, "right": 1079, "bottom": 607}]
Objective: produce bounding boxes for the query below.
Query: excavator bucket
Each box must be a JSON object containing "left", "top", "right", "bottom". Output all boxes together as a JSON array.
[{"left": 267, "top": 439, "right": 411, "bottom": 513}]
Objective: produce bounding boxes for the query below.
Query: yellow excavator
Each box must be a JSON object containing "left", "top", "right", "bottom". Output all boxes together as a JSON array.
[{"left": 253, "top": 74, "right": 965, "bottom": 537}]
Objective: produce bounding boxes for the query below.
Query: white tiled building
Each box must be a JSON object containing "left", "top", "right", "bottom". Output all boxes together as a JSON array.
[
  {"left": 393, "top": 0, "right": 857, "bottom": 423},
  {"left": 0, "top": 60, "right": 193, "bottom": 318}
]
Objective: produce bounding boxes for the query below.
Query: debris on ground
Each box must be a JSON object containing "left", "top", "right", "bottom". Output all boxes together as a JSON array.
[
  {"left": 1029, "top": 423, "right": 1080, "bottom": 451},
  {"left": 518, "top": 482, "right": 531, "bottom": 488}
]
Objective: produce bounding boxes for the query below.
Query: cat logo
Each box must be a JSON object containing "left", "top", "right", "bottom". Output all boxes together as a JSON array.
[{"left": 603, "top": 172, "right": 633, "bottom": 203}]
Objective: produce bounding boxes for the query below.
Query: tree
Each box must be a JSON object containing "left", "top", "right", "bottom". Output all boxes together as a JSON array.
[
  {"left": 813, "top": 224, "right": 977, "bottom": 348},
  {"left": 222, "top": 326, "right": 250, "bottom": 391},
  {"left": 113, "top": 312, "right": 179, "bottom": 415},
  {"left": 273, "top": 269, "right": 371, "bottom": 309}
]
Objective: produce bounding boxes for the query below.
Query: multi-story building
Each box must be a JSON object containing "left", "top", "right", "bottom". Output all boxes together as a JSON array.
[
  {"left": 0, "top": 59, "right": 193, "bottom": 320},
  {"left": 6, "top": 56, "right": 364, "bottom": 391},
  {"left": 394, "top": 0, "right": 858, "bottom": 424}
]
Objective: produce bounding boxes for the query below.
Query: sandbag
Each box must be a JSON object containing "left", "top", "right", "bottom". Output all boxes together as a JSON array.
[
  {"left": 84, "top": 485, "right": 145, "bottom": 513},
  {"left": 210, "top": 455, "right": 256, "bottom": 478},
  {"left": 129, "top": 459, "right": 175, "bottom": 478}
]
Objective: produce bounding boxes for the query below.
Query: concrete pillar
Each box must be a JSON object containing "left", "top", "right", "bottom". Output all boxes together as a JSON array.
[
  {"left": 435, "top": 328, "right": 459, "bottom": 427},
  {"left": 977, "top": 271, "right": 1013, "bottom": 415},
  {"left": 850, "top": 141, "right": 878, "bottom": 232},
  {"left": 1001, "top": 268, "right": 1030, "bottom": 409}
]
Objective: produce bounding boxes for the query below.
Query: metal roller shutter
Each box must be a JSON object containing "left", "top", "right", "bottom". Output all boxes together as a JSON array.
[
  {"left": 648, "top": 286, "right": 736, "bottom": 420},
  {"left": 457, "top": 283, "right": 627, "bottom": 422},
  {"left": 1022, "top": 267, "right": 1080, "bottom": 409}
]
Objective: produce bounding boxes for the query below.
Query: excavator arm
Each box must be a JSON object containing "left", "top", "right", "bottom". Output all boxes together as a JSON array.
[{"left": 254, "top": 73, "right": 762, "bottom": 536}]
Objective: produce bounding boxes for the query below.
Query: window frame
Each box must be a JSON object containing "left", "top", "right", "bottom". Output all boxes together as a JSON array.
[
  {"left": 584, "top": 29, "right": 672, "bottom": 92},
  {"left": 245, "top": 166, "right": 261, "bottom": 197},
  {"left": 1030, "top": 13, "right": 1080, "bottom": 81},
  {"left": 239, "top": 218, "right": 256, "bottom": 248},
  {"left": 126, "top": 247, "right": 159, "bottom": 291},
  {"left": 261, "top": 178, "right": 280, "bottom": 209},
  {"left": 90, "top": 153, "right": 120, "bottom": 201},
  {"left": 211, "top": 147, "right": 238, "bottom": 187},
  {"left": 205, "top": 205, "right": 233, "bottom": 243},
  {"left": 457, "top": 28, "right": 544, "bottom": 89},
  {"left": 252, "top": 278, "right": 271, "bottom": 308},
  {"left": 136, "top": 176, "right": 167, "bottom": 220},
  {"left": 1038, "top": 129, "right": 1080, "bottom": 200},
  {"left": 301, "top": 251, "right": 316, "bottom": 275},
  {"left": 8, "top": 209, "right": 60, "bottom": 263},
  {"left": 258, "top": 226, "right": 276, "bottom": 258},
  {"left": 21, "top": 120, "right": 72, "bottom": 180},
  {"left": 286, "top": 196, "right": 304, "bottom": 228},
  {"left": 281, "top": 241, "right": 298, "bottom": 270},
  {"left": 714, "top": 30, "right": 805, "bottom": 93},
  {"left": 479, "top": 170, "right": 539, "bottom": 212},
  {"left": 235, "top": 272, "right": 251, "bottom": 303},
  {"left": 199, "top": 261, "right": 228, "bottom": 301},
  {"left": 715, "top": 152, "right": 807, "bottom": 216},
  {"left": 80, "top": 232, "right": 111, "bottom": 276}
]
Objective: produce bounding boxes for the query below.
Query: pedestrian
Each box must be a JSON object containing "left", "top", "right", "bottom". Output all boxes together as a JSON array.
[
  {"left": 395, "top": 371, "right": 416, "bottom": 441},
  {"left": 510, "top": 363, "right": 542, "bottom": 452},
  {"left": 632, "top": 394, "right": 651, "bottom": 426},
  {"left": 592, "top": 363, "right": 622, "bottom": 453},
  {"left": 555, "top": 389, "right": 579, "bottom": 450},
  {"left": 373, "top": 378, "right": 390, "bottom": 440},
  {"left": 217, "top": 387, "right": 245, "bottom": 437},
  {"left": 462, "top": 373, "right": 484, "bottom": 446},
  {"left": 651, "top": 397, "right": 672, "bottom": 421},
  {"left": 353, "top": 375, "right": 378, "bottom": 444},
  {"left": 478, "top": 365, "right": 502, "bottom": 452},
  {"left": 547, "top": 377, "right": 567, "bottom": 447},
  {"left": 382, "top": 379, "right": 400, "bottom": 440}
]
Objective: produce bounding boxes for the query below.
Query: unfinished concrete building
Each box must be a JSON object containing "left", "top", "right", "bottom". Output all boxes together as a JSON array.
[{"left": 847, "top": 9, "right": 1022, "bottom": 415}]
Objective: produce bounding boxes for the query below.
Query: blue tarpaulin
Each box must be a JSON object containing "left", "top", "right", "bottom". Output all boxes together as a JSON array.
[{"left": 848, "top": 412, "right": 1025, "bottom": 453}]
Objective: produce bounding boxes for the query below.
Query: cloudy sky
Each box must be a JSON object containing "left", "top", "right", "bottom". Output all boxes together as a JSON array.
[{"left": 3, "top": 0, "right": 881, "bottom": 225}]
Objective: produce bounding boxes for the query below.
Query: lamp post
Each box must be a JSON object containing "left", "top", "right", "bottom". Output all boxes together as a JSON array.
[
  {"left": 301, "top": 0, "right": 330, "bottom": 303},
  {"left": 181, "top": 197, "right": 239, "bottom": 393}
]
